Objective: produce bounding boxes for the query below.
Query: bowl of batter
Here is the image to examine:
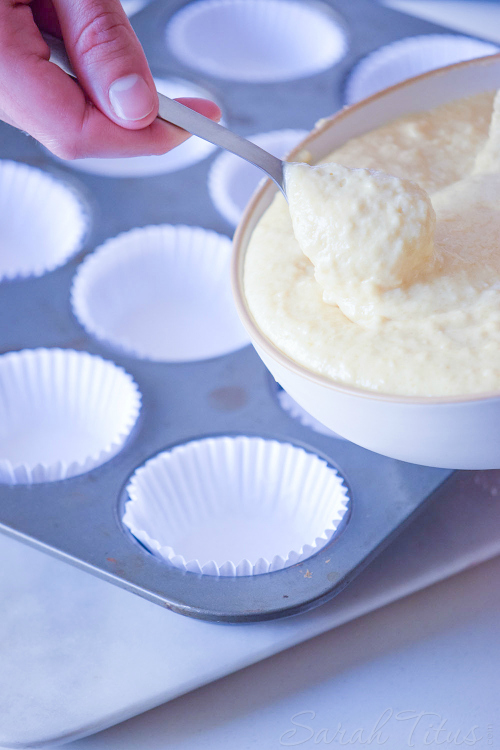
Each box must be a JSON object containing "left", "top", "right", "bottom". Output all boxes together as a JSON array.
[{"left": 232, "top": 54, "right": 500, "bottom": 469}]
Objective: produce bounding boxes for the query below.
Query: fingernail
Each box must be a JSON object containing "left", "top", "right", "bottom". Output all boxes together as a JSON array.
[{"left": 109, "top": 75, "right": 155, "bottom": 121}]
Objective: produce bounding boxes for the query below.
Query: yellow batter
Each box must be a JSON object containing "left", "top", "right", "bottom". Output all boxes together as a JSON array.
[
  {"left": 244, "top": 91, "right": 500, "bottom": 397},
  {"left": 284, "top": 161, "right": 436, "bottom": 326}
]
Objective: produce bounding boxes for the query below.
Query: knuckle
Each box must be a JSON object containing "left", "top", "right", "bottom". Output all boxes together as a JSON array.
[{"left": 73, "top": 10, "right": 132, "bottom": 65}]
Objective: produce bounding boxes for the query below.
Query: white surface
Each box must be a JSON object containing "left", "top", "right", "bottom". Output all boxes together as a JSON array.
[
  {"left": 40, "top": 553, "right": 500, "bottom": 750},
  {"left": 71, "top": 225, "right": 249, "bottom": 362},
  {"left": 123, "top": 436, "right": 349, "bottom": 575},
  {"left": 345, "top": 34, "right": 499, "bottom": 104},
  {"left": 166, "top": 0, "right": 347, "bottom": 82},
  {"left": 2, "top": 469, "right": 500, "bottom": 747},
  {"left": 382, "top": 0, "right": 500, "bottom": 44}
]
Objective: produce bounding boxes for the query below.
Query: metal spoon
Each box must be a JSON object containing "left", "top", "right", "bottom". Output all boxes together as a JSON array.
[{"left": 43, "top": 33, "right": 286, "bottom": 195}]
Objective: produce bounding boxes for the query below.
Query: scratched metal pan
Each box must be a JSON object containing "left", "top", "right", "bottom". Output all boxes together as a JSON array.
[{"left": 0, "top": 0, "right": 458, "bottom": 622}]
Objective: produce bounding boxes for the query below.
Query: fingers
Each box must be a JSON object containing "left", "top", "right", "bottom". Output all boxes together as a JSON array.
[
  {"left": 31, "top": 0, "right": 62, "bottom": 38},
  {"left": 173, "top": 97, "right": 221, "bottom": 125},
  {"left": 0, "top": 0, "right": 221, "bottom": 159},
  {"left": 51, "top": 0, "right": 158, "bottom": 129}
]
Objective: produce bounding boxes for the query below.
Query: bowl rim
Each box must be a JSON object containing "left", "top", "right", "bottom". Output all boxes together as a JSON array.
[{"left": 232, "top": 51, "right": 500, "bottom": 407}]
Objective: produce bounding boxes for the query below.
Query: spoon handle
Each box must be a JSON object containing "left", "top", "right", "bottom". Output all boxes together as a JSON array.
[
  {"left": 42, "top": 32, "right": 285, "bottom": 193},
  {"left": 157, "top": 95, "right": 285, "bottom": 191}
]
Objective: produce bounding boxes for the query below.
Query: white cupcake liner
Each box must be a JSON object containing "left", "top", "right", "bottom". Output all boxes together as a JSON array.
[
  {"left": 71, "top": 224, "right": 249, "bottom": 362},
  {"left": 50, "top": 78, "right": 221, "bottom": 177},
  {"left": 120, "top": 0, "right": 150, "bottom": 17},
  {"left": 277, "top": 388, "right": 345, "bottom": 441},
  {"left": 0, "top": 161, "right": 88, "bottom": 281},
  {"left": 123, "top": 436, "right": 350, "bottom": 576},
  {"left": 345, "top": 34, "right": 500, "bottom": 104},
  {"left": 0, "top": 349, "right": 141, "bottom": 484},
  {"left": 166, "top": 0, "right": 347, "bottom": 83},
  {"left": 208, "top": 129, "right": 308, "bottom": 226}
]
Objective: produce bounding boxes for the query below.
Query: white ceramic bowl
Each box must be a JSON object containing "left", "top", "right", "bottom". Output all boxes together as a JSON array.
[
  {"left": 344, "top": 34, "right": 499, "bottom": 104},
  {"left": 232, "top": 55, "right": 500, "bottom": 470}
]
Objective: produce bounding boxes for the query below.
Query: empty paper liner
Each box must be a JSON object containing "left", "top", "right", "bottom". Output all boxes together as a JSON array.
[
  {"left": 71, "top": 224, "right": 249, "bottom": 362},
  {"left": 345, "top": 34, "right": 499, "bottom": 104},
  {"left": 208, "top": 129, "right": 308, "bottom": 226},
  {"left": 167, "top": 0, "right": 347, "bottom": 83},
  {"left": 50, "top": 78, "right": 221, "bottom": 177},
  {"left": 121, "top": 0, "right": 151, "bottom": 16},
  {"left": 277, "top": 387, "right": 345, "bottom": 440},
  {"left": 0, "top": 348, "right": 141, "bottom": 484},
  {"left": 0, "top": 160, "right": 88, "bottom": 281},
  {"left": 123, "top": 435, "right": 350, "bottom": 576}
]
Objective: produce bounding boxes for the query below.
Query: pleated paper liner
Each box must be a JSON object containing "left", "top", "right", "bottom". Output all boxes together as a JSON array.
[
  {"left": 0, "top": 349, "right": 141, "bottom": 484},
  {"left": 345, "top": 34, "right": 499, "bottom": 105},
  {"left": 0, "top": 160, "right": 88, "bottom": 281},
  {"left": 208, "top": 129, "right": 308, "bottom": 226},
  {"left": 276, "top": 387, "right": 346, "bottom": 440},
  {"left": 167, "top": 0, "right": 347, "bottom": 83},
  {"left": 71, "top": 224, "right": 249, "bottom": 362},
  {"left": 121, "top": 0, "right": 151, "bottom": 16},
  {"left": 123, "top": 435, "right": 350, "bottom": 576},
  {"left": 48, "top": 77, "right": 222, "bottom": 177}
]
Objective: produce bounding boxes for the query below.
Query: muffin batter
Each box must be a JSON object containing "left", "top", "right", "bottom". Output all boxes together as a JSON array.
[
  {"left": 244, "top": 91, "right": 500, "bottom": 396},
  {"left": 284, "top": 161, "right": 436, "bottom": 326}
]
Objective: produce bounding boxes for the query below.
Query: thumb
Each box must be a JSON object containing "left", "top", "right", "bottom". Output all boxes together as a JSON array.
[{"left": 52, "top": 0, "right": 158, "bottom": 128}]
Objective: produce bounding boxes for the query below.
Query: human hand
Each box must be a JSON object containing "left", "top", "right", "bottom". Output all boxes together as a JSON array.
[{"left": 0, "top": 0, "right": 221, "bottom": 159}]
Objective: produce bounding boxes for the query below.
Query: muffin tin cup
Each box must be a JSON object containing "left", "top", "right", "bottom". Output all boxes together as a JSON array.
[
  {"left": 71, "top": 224, "right": 249, "bottom": 362},
  {"left": 167, "top": 0, "right": 348, "bottom": 83},
  {"left": 123, "top": 436, "right": 350, "bottom": 576},
  {"left": 0, "top": 160, "right": 88, "bottom": 281},
  {"left": 208, "top": 129, "right": 308, "bottom": 226},
  {"left": 0, "top": 349, "right": 141, "bottom": 485},
  {"left": 345, "top": 34, "right": 500, "bottom": 104}
]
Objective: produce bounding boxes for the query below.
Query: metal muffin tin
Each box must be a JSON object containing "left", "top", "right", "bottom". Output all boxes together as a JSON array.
[{"left": 0, "top": 0, "right": 459, "bottom": 622}]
